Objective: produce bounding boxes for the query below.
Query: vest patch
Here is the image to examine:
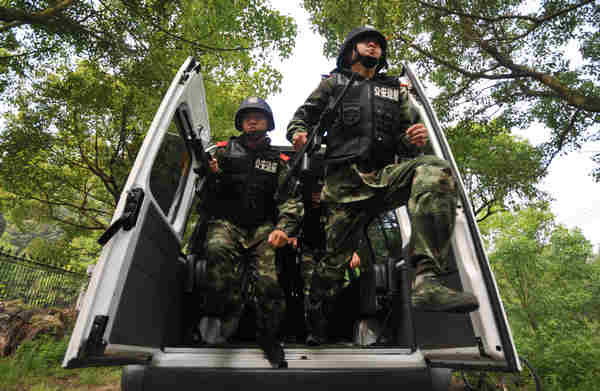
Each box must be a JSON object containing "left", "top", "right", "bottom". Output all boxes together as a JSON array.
[
  {"left": 374, "top": 86, "right": 399, "bottom": 102},
  {"left": 255, "top": 158, "right": 278, "bottom": 173}
]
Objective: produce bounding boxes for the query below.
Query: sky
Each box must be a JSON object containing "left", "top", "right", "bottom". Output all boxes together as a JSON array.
[{"left": 267, "top": 3, "right": 600, "bottom": 251}]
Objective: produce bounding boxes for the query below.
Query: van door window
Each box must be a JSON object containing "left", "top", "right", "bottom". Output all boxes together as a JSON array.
[
  {"left": 365, "top": 211, "right": 404, "bottom": 264},
  {"left": 149, "top": 120, "right": 191, "bottom": 221}
]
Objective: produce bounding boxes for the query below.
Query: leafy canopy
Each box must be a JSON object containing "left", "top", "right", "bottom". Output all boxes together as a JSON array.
[
  {"left": 0, "top": 0, "right": 297, "bottom": 95},
  {"left": 481, "top": 205, "right": 600, "bottom": 390},
  {"left": 0, "top": 0, "right": 297, "bottom": 257},
  {"left": 302, "top": 0, "right": 600, "bottom": 179},
  {"left": 447, "top": 119, "right": 547, "bottom": 220}
]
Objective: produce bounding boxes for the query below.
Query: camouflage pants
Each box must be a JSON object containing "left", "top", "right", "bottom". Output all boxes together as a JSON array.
[
  {"left": 306, "top": 155, "right": 458, "bottom": 301},
  {"left": 203, "top": 219, "right": 285, "bottom": 337}
]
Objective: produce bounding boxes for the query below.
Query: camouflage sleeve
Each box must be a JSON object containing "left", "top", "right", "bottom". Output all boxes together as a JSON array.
[
  {"left": 396, "top": 87, "right": 436, "bottom": 156},
  {"left": 406, "top": 94, "right": 435, "bottom": 155},
  {"left": 275, "top": 159, "right": 304, "bottom": 236},
  {"left": 286, "top": 77, "right": 336, "bottom": 143}
]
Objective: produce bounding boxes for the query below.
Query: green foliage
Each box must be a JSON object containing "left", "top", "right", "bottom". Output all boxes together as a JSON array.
[
  {"left": 29, "top": 384, "right": 61, "bottom": 391},
  {"left": 303, "top": 1, "right": 558, "bottom": 219},
  {"left": 447, "top": 119, "right": 548, "bottom": 220},
  {"left": 482, "top": 205, "right": 600, "bottom": 390},
  {"left": 0, "top": 187, "right": 99, "bottom": 264},
  {"left": 0, "top": 334, "right": 121, "bottom": 390},
  {"left": 302, "top": 0, "right": 600, "bottom": 179},
  {"left": 1, "top": 61, "right": 148, "bottom": 232},
  {"left": 12, "top": 334, "right": 69, "bottom": 371},
  {"left": 0, "top": 0, "right": 297, "bottom": 258},
  {"left": 0, "top": 1, "right": 297, "bottom": 95}
]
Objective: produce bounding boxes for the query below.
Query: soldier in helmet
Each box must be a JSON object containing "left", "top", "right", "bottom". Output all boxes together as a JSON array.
[
  {"left": 201, "top": 97, "right": 303, "bottom": 367},
  {"left": 287, "top": 26, "right": 479, "bottom": 345}
]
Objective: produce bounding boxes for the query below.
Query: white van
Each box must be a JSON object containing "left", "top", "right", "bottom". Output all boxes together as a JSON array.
[{"left": 62, "top": 57, "right": 520, "bottom": 391}]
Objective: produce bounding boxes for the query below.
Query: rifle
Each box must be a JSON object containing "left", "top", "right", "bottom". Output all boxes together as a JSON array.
[
  {"left": 186, "top": 124, "right": 214, "bottom": 179},
  {"left": 274, "top": 71, "right": 359, "bottom": 203},
  {"left": 179, "top": 119, "right": 216, "bottom": 255}
]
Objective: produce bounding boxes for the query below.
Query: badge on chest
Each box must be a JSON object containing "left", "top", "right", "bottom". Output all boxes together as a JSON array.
[
  {"left": 374, "top": 86, "right": 400, "bottom": 102},
  {"left": 255, "top": 158, "right": 278, "bottom": 173}
]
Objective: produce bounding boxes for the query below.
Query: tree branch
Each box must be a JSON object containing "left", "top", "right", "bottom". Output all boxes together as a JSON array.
[
  {"left": 99, "top": 0, "right": 254, "bottom": 53},
  {"left": 74, "top": 125, "right": 120, "bottom": 204},
  {"left": 541, "top": 109, "right": 583, "bottom": 170},
  {"left": 28, "top": 194, "right": 110, "bottom": 219},
  {"left": 459, "top": 17, "right": 600, "bottom": 112},
  {"left": 0, "top": 1, "right": 81, "bottom": 33},
  {"left": 416, "top": 0, "right": 594, "bottom": 25},
  {"left": 394, "top": 33, "right": 519, "bottom": 80}
]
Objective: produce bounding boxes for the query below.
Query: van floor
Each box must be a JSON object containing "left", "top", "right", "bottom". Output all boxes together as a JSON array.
[{"left": 170, "top": 340, "right": 406, "bottom": 350}]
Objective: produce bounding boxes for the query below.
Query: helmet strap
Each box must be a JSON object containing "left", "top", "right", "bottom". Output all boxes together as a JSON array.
[
  {"left": 359, "top": 55, "right": 379, "bottom": 69},
  {"left": 241, "top": 131, "right": 269, "bottom": 150},
  {"left": 351, "top": 46, "right": 379, "bottom": 69}
]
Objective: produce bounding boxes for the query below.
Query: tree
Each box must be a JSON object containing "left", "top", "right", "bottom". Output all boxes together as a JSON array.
[
  {"left": 302, "top": 0, "right": 600, "bottom": 179},
  {"left": 0, "top": 1, "right": 297, "bottom": 96},
  {"left": 447, "top": 119, "right": 548, "bottom": 220},
  {"left": 0, "top": 211, "right": 5, "bottom": 240},
  {"left": 0, "top": 1, "right": 297, "bottom": 246},
  {"left": 481, "top": 205, "right": 600, "bottom": 390},
  {"left": 1, "top": 61, "right": 150, "bottom": 232},
  {"left": 0, "top": 185, "right": 100, "bottom": 266}
]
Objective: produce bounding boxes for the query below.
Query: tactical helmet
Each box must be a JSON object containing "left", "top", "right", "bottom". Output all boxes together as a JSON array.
[
  {"left": 336, "top": 26, "right": 388, "bottom": 72},
  {"left": 234, "top": 96, "right": 275, "bottom": 132}
]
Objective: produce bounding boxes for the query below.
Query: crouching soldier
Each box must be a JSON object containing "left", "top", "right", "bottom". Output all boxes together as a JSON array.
[
  {"left": 200, "top": 97, "right": 303, "bottom": 368},
  {"left": 287, "top": 27, "right": 479, "bottom": 345}
]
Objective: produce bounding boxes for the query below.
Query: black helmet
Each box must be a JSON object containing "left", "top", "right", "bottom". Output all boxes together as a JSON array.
[
  {"left": 336, "top": 26, "right": 388, "bottom": 72},
  {"left": 234, "top": 96, "right": 275, "bottom": 132}
]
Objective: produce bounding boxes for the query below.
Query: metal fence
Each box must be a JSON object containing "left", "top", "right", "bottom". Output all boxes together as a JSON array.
[{"left": 0, "top": 247, "right": 89, "bottom": 308}]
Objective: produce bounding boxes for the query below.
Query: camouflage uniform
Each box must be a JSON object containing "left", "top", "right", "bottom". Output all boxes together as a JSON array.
[
  {"left": 203, "top": 135, "right": 303, "bottom": 341},
  {"left": 287, "top": 69, "right": 475, "bottom": 341},
  {"left": 317, "top": 155, "right": 458, "bottom": 278}
]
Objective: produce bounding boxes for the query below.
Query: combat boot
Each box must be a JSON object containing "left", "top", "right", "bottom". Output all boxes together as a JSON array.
[
  {"left": 305, "top": 330, "right": 326, "bottom": 347},
  {"left": 257, "top": 334, "right": 287, "bottom": 368},
  {"left": 411, "top": 273, "right": 479, "bottom": 313}
]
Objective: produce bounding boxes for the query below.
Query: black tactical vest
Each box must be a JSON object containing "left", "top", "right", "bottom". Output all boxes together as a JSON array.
[
  {"left": 212, "top": 137, "right": 281, "bottom": 228},
  {"left": 325, "top": 72, "right": 418, "bottom": 171}
]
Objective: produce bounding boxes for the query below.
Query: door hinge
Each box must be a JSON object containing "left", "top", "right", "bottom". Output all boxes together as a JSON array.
[
  {"left": 84, "top": 315, "right": 109, "bottom": 357},
  {"left": 179, "top": 57, "right": 199, "bottom": 84},
  {"left": 475, "top": 336, "right": 491, "bottom": 358}
]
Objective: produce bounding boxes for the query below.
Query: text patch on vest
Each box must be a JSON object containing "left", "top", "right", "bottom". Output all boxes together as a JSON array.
[
  {"left": 373, "top": 86, "right": 399, "bottom": 102},
  {"left": 255, "top": 158, "right": 278, "bottom": 173}
]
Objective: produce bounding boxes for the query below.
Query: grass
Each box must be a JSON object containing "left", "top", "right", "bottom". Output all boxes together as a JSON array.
[{"left": 0, "top": 334, "right": 121, "bottom": 391}]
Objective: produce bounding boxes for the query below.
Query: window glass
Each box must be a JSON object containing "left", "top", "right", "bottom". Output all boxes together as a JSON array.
[
  {"left": 149, "top": 119, "right": 191, "bottom": 219},
  {"left": 365, "top": 211, "right": 404, "bottom": 264}
]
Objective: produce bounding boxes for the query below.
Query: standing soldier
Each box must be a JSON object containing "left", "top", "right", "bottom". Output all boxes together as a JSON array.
[
  {"left": 287, "top": 26, "right": 479, "bottom": 345},
  {"left": 201, "top": 97, "right": 303, "bottom": 367}
]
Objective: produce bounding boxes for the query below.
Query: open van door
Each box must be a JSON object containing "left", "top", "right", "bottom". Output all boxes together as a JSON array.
[
  {"left": 63, "top": 57, "right": 210, "bottom": 368},
  {"left": 398, "top": 64, "right": 520, "bottom": 372}
]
